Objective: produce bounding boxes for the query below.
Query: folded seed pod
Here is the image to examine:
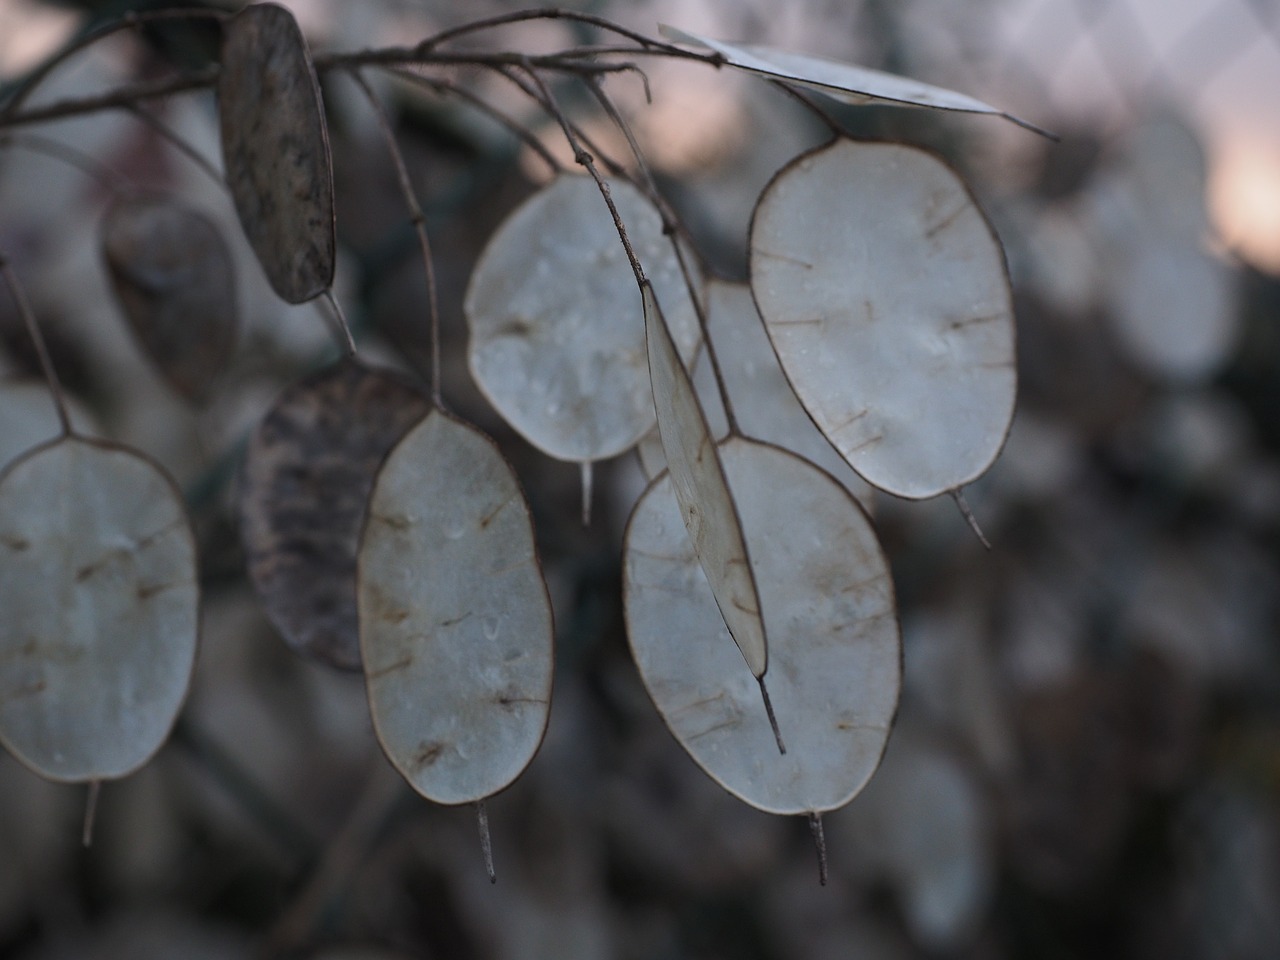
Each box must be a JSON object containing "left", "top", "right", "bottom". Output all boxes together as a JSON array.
[
  {"left": 644, "top": 284, "right": 769, "bottom": 687},
  {"left": 625, "top": 436, "right": 900, "bottom": 815},
  {"left": 635, "top": 339, "right": 728, "bottom": 480},
  {"left": 659, "top": 25, "right": 1046, "bottom": 134}
]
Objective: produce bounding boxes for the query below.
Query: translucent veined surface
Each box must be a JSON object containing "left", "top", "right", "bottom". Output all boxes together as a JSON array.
[
  {"left": 636, "top": 337, "right": 728, "bottom": 480},
  {"left": 750, "top": 139, "right": 1016, "bottom": 500},
  {"left": 359, "top": 410, "right": 553, "bottom": 805},
  {"left": 0, "top": 437, "right": 198, "bottom": 781},
  {"left": 466, "top": 174, "right": 702, "bottom": 463},
  {"left": 703, "top": 279, "right": 874, "bottom": 508}
]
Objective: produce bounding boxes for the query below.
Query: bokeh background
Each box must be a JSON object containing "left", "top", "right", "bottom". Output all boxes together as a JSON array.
[{"left": 1, "top": 0, "right": 1279, "bottom": 957}]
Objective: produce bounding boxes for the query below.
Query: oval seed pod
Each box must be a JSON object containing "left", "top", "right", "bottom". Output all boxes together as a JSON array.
[
  {"left": 750, "top": 139, "right": 1016, "bottom": 500},
  {"left": 358, "top": 410, "right": 553, "bottom": 806},
  {"left": 219, "top": 1, "right": 335, "bottom": 303},
  {"left": 703, "top": 279, "right": 874, "bottom": 508},
  {"left": 659, "top": 25, "right": 1045, "bottom": 134},
  {"left": 0, "top": 436, "right": 198, "bottom": 782},
  {"left": 465, "top": 174, "right": 702, "bottom": 463},
  {"left": 645, "top": 285, "right": 768, "bottom": 680},
  {"left": 624, "top": 437, "right": 900, "bottom": 815},
  {"left": 239, "top": 358, "right": 431, "bottom": 671},
  {"left": 100, "top": 194, "right": 238, "bottom": 404}
]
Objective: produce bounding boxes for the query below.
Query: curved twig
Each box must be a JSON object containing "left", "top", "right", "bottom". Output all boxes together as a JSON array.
[
  {"left": 121, "top": 101, "right": 226, "bottom": 188},
  {"left": 494, "top": 65, "right": 627, "bottom": 176},
  {"left": 515, "top": 62, "right": 645, "bottom": 288},
  {"left": 412, "top": 7, "right": 701, "bottom": 57},
  {"left": 0, "top": 68, "right": 218, "bottom": 131},
  {"left": 0, "top": 7, "right": 229, "bottom": 122},
  {"left": 583, "top": 76, "right": 741, "bottom": 437},
  {"left": 384, "top": 67, "right": 562, "bottom": 175},
  {"left": 347, "top": 69, "right": 444, "bottom": 408},
  {"left": 769, "top": 80, "right": 845, "bottom": 137},
  {"left": 0, "top": 132, "right": 132, "bottom": 194},
  {"left": 321, "top": 289, "right": 359, "bottom": 358},
  {"left": 0, "top": 256, "right": 72, "bottom": 437}
]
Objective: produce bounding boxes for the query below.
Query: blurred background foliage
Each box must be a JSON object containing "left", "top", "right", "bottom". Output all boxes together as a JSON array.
[{"left": 0, "top": 0, "right": 1279, "bottom": 957}]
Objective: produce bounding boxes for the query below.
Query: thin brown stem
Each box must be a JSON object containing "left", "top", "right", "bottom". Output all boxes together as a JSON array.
[
  {"left": 807, "top": 811, "right": 829, "bottom": 885},
  {"left": 385, "top": 67, "right": 562, "bottom": 175},
  {"left": 670, "top": 242, "right": 740, "bottom": 437},
  {"left": 0, "top": 17, "right": 709, "bottom": 136},
  {"left": 580, "top": 461, "right": 593, "bottom": 528},
  {"left": 577, "top": 59, "right": 653, "bottom": 105},
  {"left": 999, "top": 112, "right": 1059, "bottom": 141},
  {"left": 0, "top": 69, "right": 218, "bottom": 132},
  {"left": 122, "top": 102, "right": 226, "bottom": 188},
  {"left": 0, "top": 12, "right": 1052, "bottom": 145},
  {"left": 82, "top": 780, "right": 102, "bottom": 848},
  {"left": 317, "top": 48, "right": 642, "bottom": 77},
  {"left": 490, "top": 64, "right": 627, "bottom": 177},
  {"left": 556, "top": 103, "right": 628, "bottom": 176},
  {"left": 321, "top": 289, "right": 358, "bottom": 358},
  {"left": 575, "top": 75, "right": 704, "bottom": 255},
  {"left": 0, "top": 133, "right": 131, "bottom": 194},
  {"left": 758, "top": 676, "right": 787, "bottom": 756},
  {"left": 0, "top": 7, "right": 229, "bottom": 122},
  {"left": 0, "top": 49, "right": 638, "bottom": 132},
  {"left": 950, "top": 488, "right": 992, "bottom": 550},
  {"left": 584, "top": 77, "right": 741, "bottom": 437},
  {"left": 538, "top": 43, "right": 711, "bottom": 63},
  {"left": 412, "top": 7, "right": 700, "bottom": 58},
  {"left": 348, "top": 70, "right": 443, "bottom": 408},
  {"left": 264, "top": 759, "right": 406, "bottom": 954},
  {"left": 516, "top": 63, "right": 645, "bottom": 287},
  {"left": 475, "top": 800, "right": 496, "bottom": 884},
  {"left": 583, "top": 76, "right": 658, "bottom": 193},
  {"left": 769, "top": 80, "right": 845, "bottom": 136},
  {"left": 0, "top": 257, "right": 71, "bottom": 436}
]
